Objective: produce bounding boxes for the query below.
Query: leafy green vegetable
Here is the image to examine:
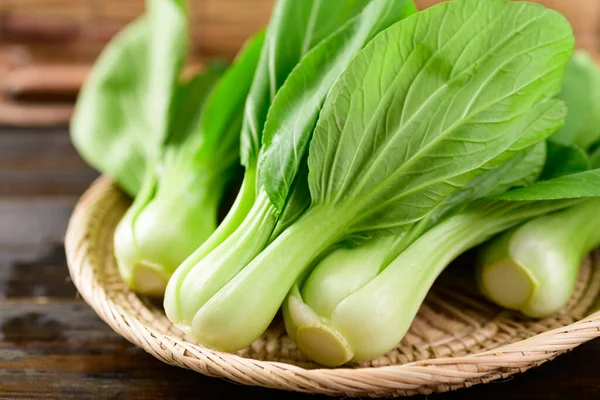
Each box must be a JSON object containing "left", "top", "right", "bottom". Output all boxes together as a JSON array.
[
  {"left": 114, "top": 31, "right": 265, "bottom": 295},
  {"left": 71, "top": 0, "right": 189, "bottom": 196},
  {"left": 171, "top": 0, "right": 573, "bottom": 353},
  {"left": 164, "top": 0, "right": 380, "bottom": 307},
  {"left": 164, "top": 0, "right": 418, "bottom": 328}
]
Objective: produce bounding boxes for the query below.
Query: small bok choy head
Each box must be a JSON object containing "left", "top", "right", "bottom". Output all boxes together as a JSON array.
[
  {"left": 164, "top": 0, "right": 418, "bottom": 326},
  {"left": 167, "top": 0, "right": 575, "bottom": 354},
  {"left": 113, "top": 31, "right": 265, "bottom": 296},
  {"left": 71, "top": 0, "right": 264, "bottom": 296}
]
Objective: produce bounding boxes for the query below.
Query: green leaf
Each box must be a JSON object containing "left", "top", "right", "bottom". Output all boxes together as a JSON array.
[
  {"left": 148, "top": 0, "right": 188, "bottom": 147},
  {"left": 71, "top": 18, "right": 150, "bottom": 196},
  {"left": 540, "top": 140, "right": 590, "bottom": 180},
  {"left": 269, "top": 158, "right": 311, "bottom": 240},
  {"left": 591, "top": 145, "right": 600, "bottom": 169},
  {"left": 488, "top": 168, "right": 600, "bottom": 201},
  {"left": 71, "top": 0, "right": 188, "bottom": 196},
  {"left": 164, "top": 62, "right": 228, "bottom": 149},
  {"left": 194, "top": 31, "right": 266, "bottom": 167},
  {"left": 308, "top": 0, "right": 574, "bottom": 236},
  {"left": 239, "top": 0, "right": 375, "bottom": 167},
  {"left": 552, "top": 51, "right": 600, "bottom": 151},
  {"left": 259, "top": 0, "right": 417, "bottom": 210}
]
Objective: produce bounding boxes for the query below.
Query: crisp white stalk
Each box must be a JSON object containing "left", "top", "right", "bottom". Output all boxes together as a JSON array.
[
  {"left": 189, "top": 205, "right": 346, "bottom": 352},
  {"left": 164, "top": 183, "right": 277, "bottom": 332}
]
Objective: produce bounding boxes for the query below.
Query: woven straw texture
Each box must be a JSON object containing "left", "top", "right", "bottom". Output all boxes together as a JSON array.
[{"left": 65, "top": 176, "right": 600, "bottom": 398}]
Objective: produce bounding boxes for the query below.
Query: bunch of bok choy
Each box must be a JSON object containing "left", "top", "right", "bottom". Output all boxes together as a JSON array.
[
  {"left": 165, "top": 0, "right": 583, "bottom": 353},
  {"left": 70, "top": 0, "right": 600, "bottom": 368},
  {"left": 164, "top": 0, "right": 418, "bottom": 331}
]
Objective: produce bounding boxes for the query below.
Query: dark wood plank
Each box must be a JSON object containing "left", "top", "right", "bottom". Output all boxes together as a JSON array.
[
  {"left": 0, "top": 244, "right": 77, "bottom": 298},
  {"left": 0, "top": 128, "right": 98, "bottom": 196}
]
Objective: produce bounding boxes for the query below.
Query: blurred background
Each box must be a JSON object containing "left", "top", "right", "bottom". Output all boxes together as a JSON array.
[{"left": 0, "top": 0, "right": 599, "bottom": 127}]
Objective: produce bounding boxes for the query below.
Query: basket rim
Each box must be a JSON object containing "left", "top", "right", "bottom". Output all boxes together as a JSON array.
[{"left": 64, "top": 175, "right": 600, "bottom": 397}]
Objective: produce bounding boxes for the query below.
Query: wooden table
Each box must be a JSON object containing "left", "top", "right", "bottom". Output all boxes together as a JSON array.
[{"left": 1, "top": 126, "right": 599, "bottom": 400}]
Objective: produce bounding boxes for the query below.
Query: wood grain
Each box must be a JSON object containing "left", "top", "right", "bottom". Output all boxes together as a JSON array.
[{"left": 0, "top": 129, "right": 98, "bottom": 196}]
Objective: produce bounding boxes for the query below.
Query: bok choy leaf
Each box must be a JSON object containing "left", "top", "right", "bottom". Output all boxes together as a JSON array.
[{"left": 114, "top": 31, "right": 265, "bottom": 295}]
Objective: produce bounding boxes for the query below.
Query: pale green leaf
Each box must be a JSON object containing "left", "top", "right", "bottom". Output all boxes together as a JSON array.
[
  {"left": 488, "top": 169, "right": 600, "bottom": 201},
  {"left": 71, "top": 18, "right": 151, "bottom": 196},
  {"left": 552, "top": 50, "right": 600, "bottom": 151}
]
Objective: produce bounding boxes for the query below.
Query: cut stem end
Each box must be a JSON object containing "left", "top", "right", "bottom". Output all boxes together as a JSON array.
[
  {"left": 481, "top": 259, "right": 537, "bottom": 311},
  {"left": 131, "top": 262, "right": 169, "bottom": 297},
  {"left": 296, "top": 325, "right": 354, "bottom": 367}
]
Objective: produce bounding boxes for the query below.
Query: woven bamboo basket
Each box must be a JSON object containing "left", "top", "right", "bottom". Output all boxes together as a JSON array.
[{"left": 64, "top": 176, "right": 600, "bottom": 397}]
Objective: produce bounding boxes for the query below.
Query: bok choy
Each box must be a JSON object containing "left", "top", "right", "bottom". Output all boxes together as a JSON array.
[
  {"left": 164, "top": 0, "right": 383, "bottom": 317},
  {"left": 112, "top": 32, "right": 264, "bottom": 295},
  {"left": 285, "top": 49, "right": 600, "bottom": 366},
  {"left": 166, "top": 0, "right": 575, "bottom": 353},
  {"left": 164, "top": 0, "right": 418, "bottom": 327},
  {"left": 72, "top": 0, "right": 264, "bottom": 295}
]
